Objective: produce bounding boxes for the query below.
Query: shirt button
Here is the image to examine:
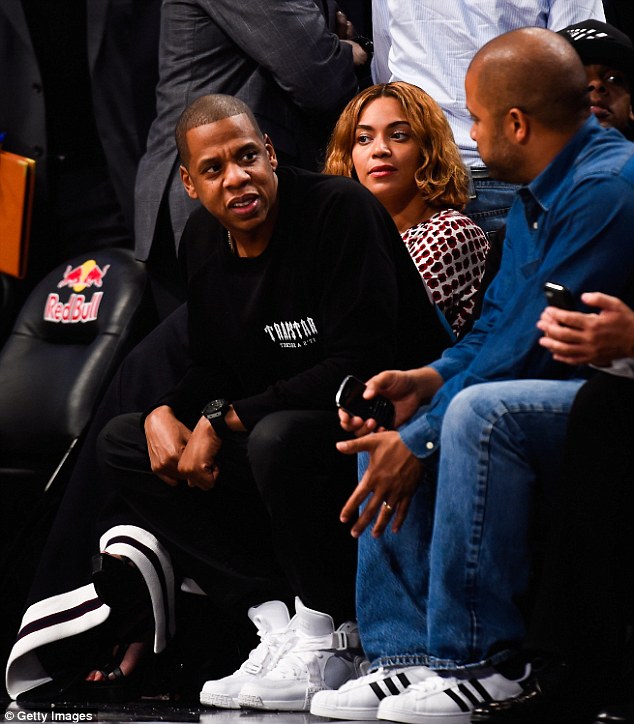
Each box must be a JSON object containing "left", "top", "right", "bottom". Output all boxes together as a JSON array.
[
  {"left": 532, "top": 221, "right": 538, "bottom": 230},
  {"left": 426, "top": 441, "right": 434, "bottom": 450}
]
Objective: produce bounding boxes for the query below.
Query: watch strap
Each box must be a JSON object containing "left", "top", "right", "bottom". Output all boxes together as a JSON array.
[{"left": 202, "top": 400, "right": 232, "bottom": 438}]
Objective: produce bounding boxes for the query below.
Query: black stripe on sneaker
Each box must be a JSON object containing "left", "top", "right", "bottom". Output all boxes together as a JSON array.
[
  {"left": 397, "top": 673, "right": 411, "bottom": 688},
  {"left": 384, "top": 677, "right": 400, "bottom": 695},
  {"left": 457, "top": 683, "right": 481, "bottom": 706},
  {"left": 469, "top": 678, "right": 494, "bottom": 702},
  {"left": 445, "top": 689, "right": 471, "bottom": 713},
  {"left": 370, "top": 682, "right": 388, "bottom": 701}
]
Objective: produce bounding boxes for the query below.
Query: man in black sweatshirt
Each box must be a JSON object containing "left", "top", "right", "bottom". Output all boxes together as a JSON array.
[{"left": 93, "top": 94, "right": 449, "bottom": 711}]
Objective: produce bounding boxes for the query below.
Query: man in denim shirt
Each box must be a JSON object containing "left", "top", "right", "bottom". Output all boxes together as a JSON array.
[
  {"left": 370, "top": 0, "right": 605, "bottom": 240},
  {"left": 310, "top": 27, "right": 634, "bottom": 724}
]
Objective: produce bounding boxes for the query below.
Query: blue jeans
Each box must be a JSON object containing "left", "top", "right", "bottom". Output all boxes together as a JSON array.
[
  {"left": 356, "top": 379, "right": 584, "bottom": 671},
  {"left": 464, "top": 179, "right": 519, "bottom": 238}
]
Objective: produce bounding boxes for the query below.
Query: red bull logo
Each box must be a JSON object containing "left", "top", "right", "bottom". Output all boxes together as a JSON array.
[
  {"left": 57, "top": 259, "right": 110, "bottom": 292},
  {"left": 44, "top": 259, "right": 110, "bottom": 323},
  {"left": 44, "top": 292, "right": 103, "bottom": 323}
]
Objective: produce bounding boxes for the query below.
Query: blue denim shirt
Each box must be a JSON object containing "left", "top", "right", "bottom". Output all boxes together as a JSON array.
[{"left": 401, "top": 116, "right": 634, "bottom": 458}]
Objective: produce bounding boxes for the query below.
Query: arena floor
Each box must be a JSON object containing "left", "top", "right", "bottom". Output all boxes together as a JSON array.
[
  {"left": 0, "top": 697, "right": 600, "bottom": 723},
  {"left": 2, "top": 700, "right": 348, "bottom": 723}
]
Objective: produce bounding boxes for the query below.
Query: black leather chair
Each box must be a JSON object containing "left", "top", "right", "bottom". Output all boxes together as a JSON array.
[
  {"left": 0, "top": 249, "right": 152, "bottom": 697},
  {"left": 0, "top": 248, "right": 149, "bottom": 496}
]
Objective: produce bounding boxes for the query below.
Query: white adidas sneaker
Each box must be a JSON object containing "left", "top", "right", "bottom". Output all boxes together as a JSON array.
[
  {"left": 376, "top": 665, "right": 531, "bottom": 724},
  {"left": 310, "top": 665, "right": 433, "bottom": 720},
  {"left": 238, "top": 597, "right": 366, "bottom": 711},
  {"left": 199, "top": 600, "right": 291, "bottom": 708}
]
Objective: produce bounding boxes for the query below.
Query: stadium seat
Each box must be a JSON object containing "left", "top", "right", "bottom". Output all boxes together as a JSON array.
[{"left": 0, "top": 248, "right": 149, "bottom": 496}]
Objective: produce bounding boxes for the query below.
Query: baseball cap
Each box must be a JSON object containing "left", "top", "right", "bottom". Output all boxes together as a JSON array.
[{"left": 558, "top": 19, "right": 634, "bottom": 85}]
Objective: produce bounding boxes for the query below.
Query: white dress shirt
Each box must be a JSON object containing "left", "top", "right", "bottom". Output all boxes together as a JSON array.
[{"left": 372, "top": 0, "right": 605, "bottom": 167}]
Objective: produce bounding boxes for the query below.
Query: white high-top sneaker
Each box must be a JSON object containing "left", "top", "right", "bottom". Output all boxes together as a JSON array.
[
  {"left": 238, "top": 597, "right": 367, "bottom": 711},
  {"left": 199, "top": 600, "right": 291, "bottom": 708}
]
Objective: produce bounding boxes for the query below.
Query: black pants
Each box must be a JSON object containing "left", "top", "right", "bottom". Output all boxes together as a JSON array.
[
  {"left": 97, "top": 409, "right": 358, "bottom": 625},
  {"left": 527, "top": 372, "right": 634, "bottom": 682}
]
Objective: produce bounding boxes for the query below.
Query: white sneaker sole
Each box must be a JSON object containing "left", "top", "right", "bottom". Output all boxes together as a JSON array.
[
  {"left": 199, "top": 691, "right": 240, "bottom": 709},
  {"left": 238, "top": 692, "right": 309, "bottom": 711},
  {"left": 310, "top": 698, "right": 379, "bottom": 720},
  {"left": 378, "top": 709, "right": 470, "bottom": 724}
]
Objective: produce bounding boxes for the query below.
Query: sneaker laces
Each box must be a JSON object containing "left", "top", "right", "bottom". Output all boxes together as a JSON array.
[
  {"left": 240, "top": 626, "right": 293, "bottom": 676},
  {"left": 408, "top": 674, "right": 457, "bottom": 694},
  {"left": 336, "top": 667, "right": 392, "bottom": 692},
  {"left": 269, "top": 632, "right": 331, "bottom": 679}
]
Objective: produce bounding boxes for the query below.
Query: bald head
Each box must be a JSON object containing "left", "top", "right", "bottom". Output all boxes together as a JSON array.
[
  {"left": 175, "top": 94, "right": 263, "bottom": 167},
  {"left": 469, "top": 27, "right": 589, "bottom": 133}
]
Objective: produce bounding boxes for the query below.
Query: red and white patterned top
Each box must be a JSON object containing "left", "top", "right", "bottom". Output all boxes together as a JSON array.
[{"left": 401, "top": 208, "right": 489, "bottom": 335}]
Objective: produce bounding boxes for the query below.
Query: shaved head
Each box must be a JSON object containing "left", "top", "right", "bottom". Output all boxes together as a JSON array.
[
  {"left": 469, "top": 27, "right": 589, "bottom": 132},
  {"left": 175, "top": 94, "right": 263, "bottom": 167}
]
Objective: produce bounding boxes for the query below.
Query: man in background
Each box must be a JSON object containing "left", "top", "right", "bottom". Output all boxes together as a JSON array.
[
  {"left": 0, "top": 0, "right": 160, "bottom": 297},
  {"left": 559, "top": 18, "right": 634, "bottom": 138}
]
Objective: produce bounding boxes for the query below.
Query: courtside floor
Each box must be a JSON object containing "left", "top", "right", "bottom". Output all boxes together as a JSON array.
[
  {"left": 0, "top": 697, "right": 597, "bottom": 723},
  {"left": 2, "top": 701, "right": 348, "bottom": 723}
]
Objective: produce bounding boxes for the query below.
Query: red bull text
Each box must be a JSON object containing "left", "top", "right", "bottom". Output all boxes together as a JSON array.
[
  {"left": 44, "top": 260, "right": 110, "bottom": 323},
  {"left": 44, "top": 292, "right": 103, "bottom": 323}
]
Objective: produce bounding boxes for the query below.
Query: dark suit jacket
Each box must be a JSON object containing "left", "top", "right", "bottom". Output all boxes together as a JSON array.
[
  {"left": 0, "top": 0, "right": 160, "bottom": 233},
  {"left": 603, "top": 0, "right": 634, "bottom": 43},
  {"left": 133, "top": 0, "right": 359, "bottom": 261}
]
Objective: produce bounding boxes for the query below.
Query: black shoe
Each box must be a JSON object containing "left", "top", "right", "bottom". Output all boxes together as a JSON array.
[
  {"left": 471, "top": 657, "right": 573, "bottom": 722},
  {"left": 471, "top": 685, "right": 556, "bottom": 722},
  {"left": 16, "top": 558, "right": 154, "bottom": 708},
  {"left": 16, "top": 660, "right": 144, "bottom": 707},
  {"left": 595, "top": 702, "right": 634, "bottom": 723},
  {"left": 15, "top": 674, "right": 87, "bottom": 708}
]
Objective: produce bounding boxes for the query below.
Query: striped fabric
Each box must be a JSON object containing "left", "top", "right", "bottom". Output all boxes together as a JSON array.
[
  {"left": 6, "top": 525, "right": 176, "bottom": 700},
  {"left": 372, "top": 0, "right": 606, "bottom": 165}
]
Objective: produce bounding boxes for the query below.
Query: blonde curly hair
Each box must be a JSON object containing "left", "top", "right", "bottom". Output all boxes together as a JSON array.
[{"left": 323, "top": 82, "right": 470, "bottom": 210}]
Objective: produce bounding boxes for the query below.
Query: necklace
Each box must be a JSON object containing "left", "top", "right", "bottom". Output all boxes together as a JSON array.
[{"left": 227, "top": 230, "right": 236, "bottom": 255}]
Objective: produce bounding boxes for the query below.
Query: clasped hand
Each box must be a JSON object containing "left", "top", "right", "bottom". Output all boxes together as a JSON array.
[
  {"left": 538, "top": 291, "right": 634, "bottom": 366},
  {"left": 144, "top": 406, "right": 221, "bottom": 490}
]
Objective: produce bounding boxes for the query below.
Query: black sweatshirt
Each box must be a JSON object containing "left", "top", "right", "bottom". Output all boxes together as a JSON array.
[{"left": 162, "top": 167, "right": 450, "bottom": 430}]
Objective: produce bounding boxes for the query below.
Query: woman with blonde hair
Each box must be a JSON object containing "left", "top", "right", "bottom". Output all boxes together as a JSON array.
[{"left": 324, "top": 81, "right": 489, "bottom": 336}]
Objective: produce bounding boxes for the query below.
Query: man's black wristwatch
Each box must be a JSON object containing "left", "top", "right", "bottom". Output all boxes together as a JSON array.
[{"left": 202, "top": 398, "right": 232, "bottom": 438}]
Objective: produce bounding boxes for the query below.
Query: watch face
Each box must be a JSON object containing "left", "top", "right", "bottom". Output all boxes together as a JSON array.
[{"left": 203, "top": 399, "right": 227, "bottom": 419}]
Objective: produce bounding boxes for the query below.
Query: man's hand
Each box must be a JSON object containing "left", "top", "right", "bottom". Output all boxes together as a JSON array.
[
  {"left": 177, "top": 416, "right": 223, "bottom": 491},
  {"left": 144, "top": 405, "right": 192, "bottom": 485},
  {"left": 538, "top": 292, "right": 634, "bottom": 366},
  {"left": 337, "top": 431, "right": 424, "bottom": 537},
  {"left": 342, "top": 39, "right": 368, "bottom": 66},
  {"left": 338, "top": 368, "right": 443, "bottom": 436},
  {"left": 335, "top": 9, "right": 354, "bottom": 39}
]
